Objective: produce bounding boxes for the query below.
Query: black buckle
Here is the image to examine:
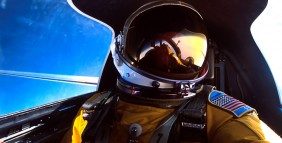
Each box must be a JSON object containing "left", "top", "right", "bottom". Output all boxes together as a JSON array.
[
  {"left": 82, "top": 91, "right": 112, "bottom": 120},
  {"left": 178, "top": 107, "right": 207, "bottom": 142}
]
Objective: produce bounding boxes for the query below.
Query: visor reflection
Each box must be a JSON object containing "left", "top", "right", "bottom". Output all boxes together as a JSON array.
[
  {"left": 171, "top": 29, "right": 207, "bottom": 67},
  {"left": 138, "top": 29, "right": 207, "bottom": 73}
]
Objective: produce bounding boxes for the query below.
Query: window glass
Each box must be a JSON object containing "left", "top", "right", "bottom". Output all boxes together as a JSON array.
[
  {"left": 251, "top": 0, "right": 282, "bottom": 105},
  {"left": 0, "top": 0, "right": 113, "bottom": 116}
]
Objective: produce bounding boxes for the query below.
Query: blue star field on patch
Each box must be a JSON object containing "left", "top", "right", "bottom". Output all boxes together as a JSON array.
[{"left": 208, "top": 90, "right": 255, "bottom": 117}]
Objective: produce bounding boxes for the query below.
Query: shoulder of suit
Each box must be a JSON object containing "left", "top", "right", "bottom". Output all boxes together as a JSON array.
[{"left": 208, "top": 90, "right": 256, "bottom": 117}]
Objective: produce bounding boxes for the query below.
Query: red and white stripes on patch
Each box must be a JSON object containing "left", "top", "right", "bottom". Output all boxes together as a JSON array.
[{"left": 212, "top": 95, "right": 246, "bottom": 111}]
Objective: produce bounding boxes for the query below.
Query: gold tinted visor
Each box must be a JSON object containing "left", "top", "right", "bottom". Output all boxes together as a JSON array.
[{"left": 138, "top": 29, "right": 207, "bottom": 74}]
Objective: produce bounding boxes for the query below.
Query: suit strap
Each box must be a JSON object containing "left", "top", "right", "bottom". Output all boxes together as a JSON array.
[
  {"left": 150, "top": 99, "right": 191, "bottom": 143},
  {"left": 81, "top": 90, "right": 115, "bottom": 143},
  {"left": 150, "top": 85, "right": 215, "bottom": 143},
  {"left": 177, "top": 85, "right": 215, "bottom": 142}
]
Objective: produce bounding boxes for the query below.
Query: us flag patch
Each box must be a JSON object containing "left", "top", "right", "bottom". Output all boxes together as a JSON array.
[{"left": 208, "top": 90, "right": 255, "bottom": 117}]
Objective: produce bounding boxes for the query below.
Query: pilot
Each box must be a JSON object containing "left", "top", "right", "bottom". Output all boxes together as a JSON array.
[{"left": 61, "top": 1, "right": 280, "bottom": 143}]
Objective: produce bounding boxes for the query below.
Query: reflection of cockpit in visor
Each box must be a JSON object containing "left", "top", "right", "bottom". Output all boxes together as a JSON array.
[{"left": 138, "top": 29, "right": 207, "bottom": 74}]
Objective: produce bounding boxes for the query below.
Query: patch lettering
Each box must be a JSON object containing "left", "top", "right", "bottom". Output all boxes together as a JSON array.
[{"left": 208, "top": 90, "right": 255, "bottom": 117}]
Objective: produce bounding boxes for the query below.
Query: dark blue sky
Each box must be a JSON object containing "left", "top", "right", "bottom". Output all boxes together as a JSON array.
[{"left": 0, "top": 0, "right": 113, "bottom": 116}]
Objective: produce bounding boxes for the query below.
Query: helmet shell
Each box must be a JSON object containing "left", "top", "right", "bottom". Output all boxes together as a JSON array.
[{"left": 111, "top": 0, "right": 209, "bottom": 90}]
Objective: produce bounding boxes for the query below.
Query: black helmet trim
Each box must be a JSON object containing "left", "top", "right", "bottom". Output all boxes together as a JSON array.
[{"left": 123, "top": 0, "right": 203, "bottom": 38}]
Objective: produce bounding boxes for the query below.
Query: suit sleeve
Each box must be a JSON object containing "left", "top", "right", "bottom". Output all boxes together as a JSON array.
[
  {"left": 211, "top": 112, "right": 269, "bottom": 143},
  {"left": 60, "top": 108, "right": 88, "bottom": 143},
  {"left": 207, "top": 90, "right": 281, "bottom": 143}
]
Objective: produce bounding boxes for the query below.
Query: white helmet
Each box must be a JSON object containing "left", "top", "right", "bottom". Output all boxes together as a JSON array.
[{"left": 111, "top": 0, "right": 209, "bottom": 99}]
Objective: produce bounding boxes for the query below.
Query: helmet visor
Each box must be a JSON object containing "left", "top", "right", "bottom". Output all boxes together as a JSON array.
[{"left": 137, "top": 29, "right": 207, "bottom": 74}]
